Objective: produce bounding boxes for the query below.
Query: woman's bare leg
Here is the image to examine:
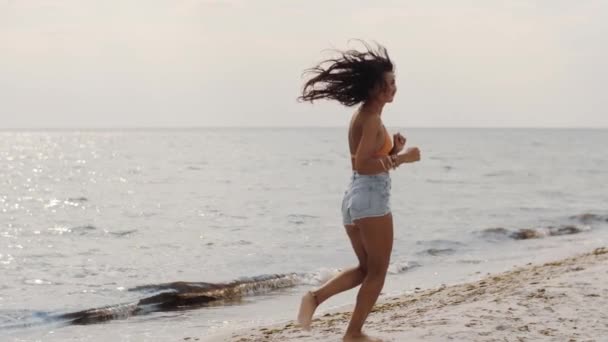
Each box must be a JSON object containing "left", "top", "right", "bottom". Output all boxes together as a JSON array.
[
  {"left": 343, "top": 214, "right": 393, "bottom": 342},
  {"left": 297, "top": 225, "right": 368, "bottom": 330}
]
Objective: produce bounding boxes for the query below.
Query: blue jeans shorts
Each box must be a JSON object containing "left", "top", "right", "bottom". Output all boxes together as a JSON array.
[{"left": 341, "top": 172, "right": 391, "bottom": 225}]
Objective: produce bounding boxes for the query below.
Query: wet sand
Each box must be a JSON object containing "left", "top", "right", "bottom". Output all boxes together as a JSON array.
[{"left": 208, "top": 247, "right": 608, "bottom": 341}]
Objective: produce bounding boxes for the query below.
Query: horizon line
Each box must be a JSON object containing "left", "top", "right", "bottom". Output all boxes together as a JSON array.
[{"left": 1, "top": 125, "right": 607, "bottom": 131}]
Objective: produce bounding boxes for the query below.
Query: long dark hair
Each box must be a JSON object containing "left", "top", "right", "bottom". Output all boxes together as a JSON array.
[{"left": 298, "top": 40, "right": 394, "bottom": 107}]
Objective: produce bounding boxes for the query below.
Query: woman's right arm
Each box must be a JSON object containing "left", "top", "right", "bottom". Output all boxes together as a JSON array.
[
  {"left": 354, "top": 116, "right": 390, "bottom": 174},
  {"left": 395, "top": 147, "right": 421, "bottom": 166},
  {"left": 355, "top": 116, "right": 421, "bottom": 173}
]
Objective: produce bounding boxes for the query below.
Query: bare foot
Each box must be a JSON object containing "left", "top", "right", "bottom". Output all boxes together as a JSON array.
[
  {"left": 343, "top": 333, "right": 384, "bottom": 342},
  {"left": 296, "top": 291, "right": 318, "bottom": 330}
]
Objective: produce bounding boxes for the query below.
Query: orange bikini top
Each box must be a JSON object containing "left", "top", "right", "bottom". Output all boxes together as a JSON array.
[{"left": 351, "top": 125, "right": 393, "bottom": 158}]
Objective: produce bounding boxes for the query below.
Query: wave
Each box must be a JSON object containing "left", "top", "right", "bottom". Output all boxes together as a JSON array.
[
  {"left": 66, "top": 197, "right": 88, "bottom": 202},
  {"left": 45, "top": 197, "right": 88, "bottom": 208},
  {"left": 418, "top": 248, "right": 457, "bottom": 256},
  {"left": 0, "top": 260, "right": 420, "bottom": 329},
  {"left": 69, "top": 225, "right": 97, "bottom": 235},
  {"left": 476, "top": 212, "right": 608, "bottom": 241},
  {"left": 569, "top": 213, "right": 608, "bottom": 224},
  {"left": 1, "top": 274, "right": 300, "bottom": 329},
  {"left": 478, "top": 224, "right": 591, "bottom": 240},
  {"left": 41, "top": 225, "right": 137, "bottom": 238},
  {"left": 415, "top": 239, "right": 464, "bottom": 256},
  {"left": 292, "top": 258, "right": 419, "bottom": 285},
  {"left": 294, "top": 268, "right": 341, "bottom": 285},
  {"left": 483, "top": 170, "right": 515, "bottom": 177},
  {"left": 388, "top": 260, "right": 420, "bottom": 274},
  {"left": 12, "top": 213, "right": 603, "bottom": 330}
]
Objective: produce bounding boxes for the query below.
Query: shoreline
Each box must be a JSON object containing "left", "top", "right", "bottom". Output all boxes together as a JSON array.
[{"left": 206, "top": 247, "right": 608, "bottom": 341}]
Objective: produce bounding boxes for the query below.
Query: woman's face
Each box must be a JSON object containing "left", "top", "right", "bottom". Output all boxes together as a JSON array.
[
  {"left": 383, "top": 72, "right": 397, "bottom": 103},
  {"left": 373, "top": 71, "right": 397, "bottom": 104}
]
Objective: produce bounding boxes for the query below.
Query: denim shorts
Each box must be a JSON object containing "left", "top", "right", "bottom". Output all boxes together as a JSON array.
[{"left": 341, "top": 172, "right": 391, "bottom": 225}]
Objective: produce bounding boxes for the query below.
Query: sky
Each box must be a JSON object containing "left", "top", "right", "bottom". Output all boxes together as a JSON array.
[{"left": 1, "top": 0, "right": 607, "bottom": 128}]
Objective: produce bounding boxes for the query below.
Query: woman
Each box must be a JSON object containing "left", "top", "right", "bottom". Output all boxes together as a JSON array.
[{"left": 296, "top": 41, "right": 421, "bottom": 342}]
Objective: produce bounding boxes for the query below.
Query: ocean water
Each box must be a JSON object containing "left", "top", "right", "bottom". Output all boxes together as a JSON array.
[{"left": 1, "top": 128, "right": 607, "bottom": 341}]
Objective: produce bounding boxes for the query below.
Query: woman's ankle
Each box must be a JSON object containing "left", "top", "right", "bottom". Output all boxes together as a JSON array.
[{"left": 343, "top": 329, "right": 363, "bottom": 337}]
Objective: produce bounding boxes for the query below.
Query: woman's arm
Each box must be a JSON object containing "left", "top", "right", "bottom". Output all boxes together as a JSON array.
[
  {"left": 389, "top": 132, "right": 406, "bottom": 155},
  {"left": 354, "top": 116, "right": 390, "bottom": 174},
  {"left": 395, "top": 147, "right": 421, "bottom": 166},
  {"left": 355, "top": 117, "right": 420, "bottom": 173}
]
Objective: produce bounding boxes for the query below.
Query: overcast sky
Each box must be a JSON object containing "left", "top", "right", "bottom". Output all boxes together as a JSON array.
[{"left": 1, "top": 0, "right": 607, "bottom": 128}]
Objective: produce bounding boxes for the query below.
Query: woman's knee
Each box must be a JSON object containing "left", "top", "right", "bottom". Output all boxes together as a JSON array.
[
  {"left": 365, "top": 260, "right": 390, "bottom": 279},
  {"left": 357, "top": 264, "right": 368, "bottom": 277}
]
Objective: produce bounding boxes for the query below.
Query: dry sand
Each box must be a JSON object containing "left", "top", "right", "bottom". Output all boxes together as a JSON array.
[{"left": 210, "top": 247, "right": 608, "bottom": 341}]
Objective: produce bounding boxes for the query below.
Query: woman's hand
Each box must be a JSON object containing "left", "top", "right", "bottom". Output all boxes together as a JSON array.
[
  {"left": 402, "top": 147, "right": 421, "bottom": 163},
  {"left": 392, "top": 133, "right": 406, "bottom": 154}
]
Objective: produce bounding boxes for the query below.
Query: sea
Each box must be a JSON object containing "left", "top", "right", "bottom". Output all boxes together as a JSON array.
[{"left": 1, "top": 128, "right": 607, "bottom": 341}]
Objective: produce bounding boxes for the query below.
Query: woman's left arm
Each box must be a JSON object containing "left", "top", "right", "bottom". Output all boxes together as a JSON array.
[{"left": 390, "top": 132, "right": 406, "bottom": 154}]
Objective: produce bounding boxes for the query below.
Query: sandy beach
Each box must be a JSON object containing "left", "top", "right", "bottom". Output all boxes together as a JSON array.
[{"left": 209, "top": 247, "right": 608, "bottom": 341}]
